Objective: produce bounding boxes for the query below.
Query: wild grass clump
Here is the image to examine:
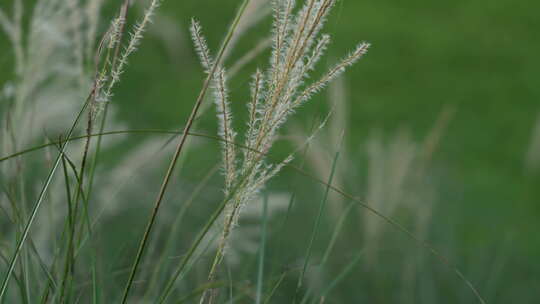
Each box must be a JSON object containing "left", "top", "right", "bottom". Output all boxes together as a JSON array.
[
  {"left": 0, "top": 0, "right": 163, "bottom": 301},
  {"left": 0, "top": 0, "right": 494, "bottom": 303}
]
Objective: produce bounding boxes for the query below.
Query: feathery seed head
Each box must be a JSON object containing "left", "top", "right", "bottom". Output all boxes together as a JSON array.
[
  {"left": 190, "top": 19, "right": 214, "bottom": 74},
  {"left": 192, "top": 0, "right": 369, "bottom": 271}
]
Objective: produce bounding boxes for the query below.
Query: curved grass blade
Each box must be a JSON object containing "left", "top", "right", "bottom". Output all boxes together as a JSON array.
[{"left": 0, "top": 129, "right": 261, "bottom": 164}]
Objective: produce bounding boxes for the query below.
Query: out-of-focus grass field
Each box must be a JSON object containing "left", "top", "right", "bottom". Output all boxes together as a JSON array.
[
  {"left": 124, "top": 0, "right": 540, "bottom": 299},
  {"left": 1, "top": 0, "right": 539, "bottom": 302},
  {"left": 118, "top": 0, "right": 540, "bottom": 277}
]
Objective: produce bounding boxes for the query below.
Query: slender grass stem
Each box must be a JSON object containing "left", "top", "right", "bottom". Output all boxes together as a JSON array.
[
  {"left": 263, "top": 272, "right": 286, "bottom": 304},
  {"left": 119, "top": 1, "right": 252, "bottom": 303},
  {"left": 255, "top": 193, "right": 269, "bottom": 304},
  {"left": 85, "top": 0, "right": 130, "bottom": 219},
  {"left": 157, "top": 159, "right": 261, "bottom": 304},
  {"left": 142, "top": 165, "right": 220, "bottom": 301},
  {"left": 299, "top": 252, "right": 363, "bottom": 304},
  {"left": 0, "top": 98, "right": 91, "bottom": 302},
  {"left": 298, "top": 202, "right": 356, "bottom": 304},
  {"left": 321, "top": 202, "right": 355, "bottom": 265},
  {"left": 58, "top": 154, "right": 75, "bottom": 304},
  {"left": 296, "top": 140, "right": 341, "bottom": 297}
]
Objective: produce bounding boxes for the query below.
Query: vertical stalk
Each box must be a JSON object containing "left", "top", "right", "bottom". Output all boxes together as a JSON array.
[
  {"left": 255, "top": 193, "right": 269, "bottom": 304},
  {"left": 120, "top": 1, "right": 252, "bottom": 303},
  {"left": 0, "top": 98, "right": 91, "bottom": 302}
]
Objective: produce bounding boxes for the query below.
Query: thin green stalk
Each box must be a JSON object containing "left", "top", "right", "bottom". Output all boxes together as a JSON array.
[
  {"left": 202, "top": 208, "right": 239, "bottom": 303},
  {"left": 120, "top": 1, "right": 252, "bottom": 303},
  {"left": 42, "top": 143, "right": 86, "bottom": 303},
  {"left": 300, "top": 252, "right": 362, "bottom": 304},
  {"left": 227, "top": 266, "right": 233, "bottom": 303},
  {"left": 36, "top": 216, "right": 73, "bottom": 303},
  {"left": 0, "top": 98, "right": 91, "bottom": 302},
  {"left": 53, "top": 148, "right": 91, "bottom": 303},
  {"left": 70, "top": 3, "right": 130, "bottom": 279},
  {"left": 85, "top": 105, "right": 108, "bottom": 206},
  {"left": 6, "top": 110, "right": 31, "bottom": 304},
  {"left": 142, "top": 165, "right": 220, "bottom": 301},
  {"left": 296, "top": 144, "right": 341, "bottom": 295},
  {"left": 279, "top": 141, "right": 312, "bottom": 234},
  {"left": 256, "top": 193, "right": 269, "bottom": 304},
  {"left": 37, "top": 187, "right": 89, "bottom": 304},
  {"left": 298, "top": 202, "right": 355, "bottom": 304},
  {"left": 85, "top": 0, "right": 130, "bottom": 221},
  {"left": 157, "top": 153, "right": 265, "bottom": 304},
  {"left": 321, "top": 202, "right": 355, "bottom": 265},
  {"left": 0, "top": 252, "right": 23, "bottom": 304},
  {"left": 263, "top": 273, "right": 286, "bottom": 304},
  {"left": 58, "top": 154, "right": 75, "bottom": 304},
  {"left": 17, "top": 257, "right": 28, "bottom": 304},
  {"left": 91, "top": 258, "right": 99, "bottom": 304},
  {"left": 26, "top": 241, "right": 57, "bottom": 296},
  {"left": 51, "top": 145, "right": 92, "bottom": 252},
  {"left": 155, "top": 224, "right": 223, "bottom": 303},
  {"left": 23, "top": 244, "right": 31, "bottom": 304}
]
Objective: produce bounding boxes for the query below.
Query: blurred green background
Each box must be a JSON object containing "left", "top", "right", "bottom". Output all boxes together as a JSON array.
[
  {"left": 1, "top": 0, "right": 539, "bottom": 302},
  {"left": 118, "top": 0, "right": 540, "bottom": 293},
  {"left": 120, "top": 0, "right": 540, "bottom": 300}
]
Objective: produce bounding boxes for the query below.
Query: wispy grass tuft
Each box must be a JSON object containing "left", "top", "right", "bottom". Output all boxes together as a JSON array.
[{"left": 189, "top": 2, "right": 369, "bottom": 301}]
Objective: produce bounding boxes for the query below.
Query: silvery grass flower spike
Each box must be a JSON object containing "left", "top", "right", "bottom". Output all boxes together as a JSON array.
[
  {"left": 191, "top": 0, "right": 369, "bottom": 301},
  {"left": 91, "top": 0, "right": 161, "bottom": 120}
]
